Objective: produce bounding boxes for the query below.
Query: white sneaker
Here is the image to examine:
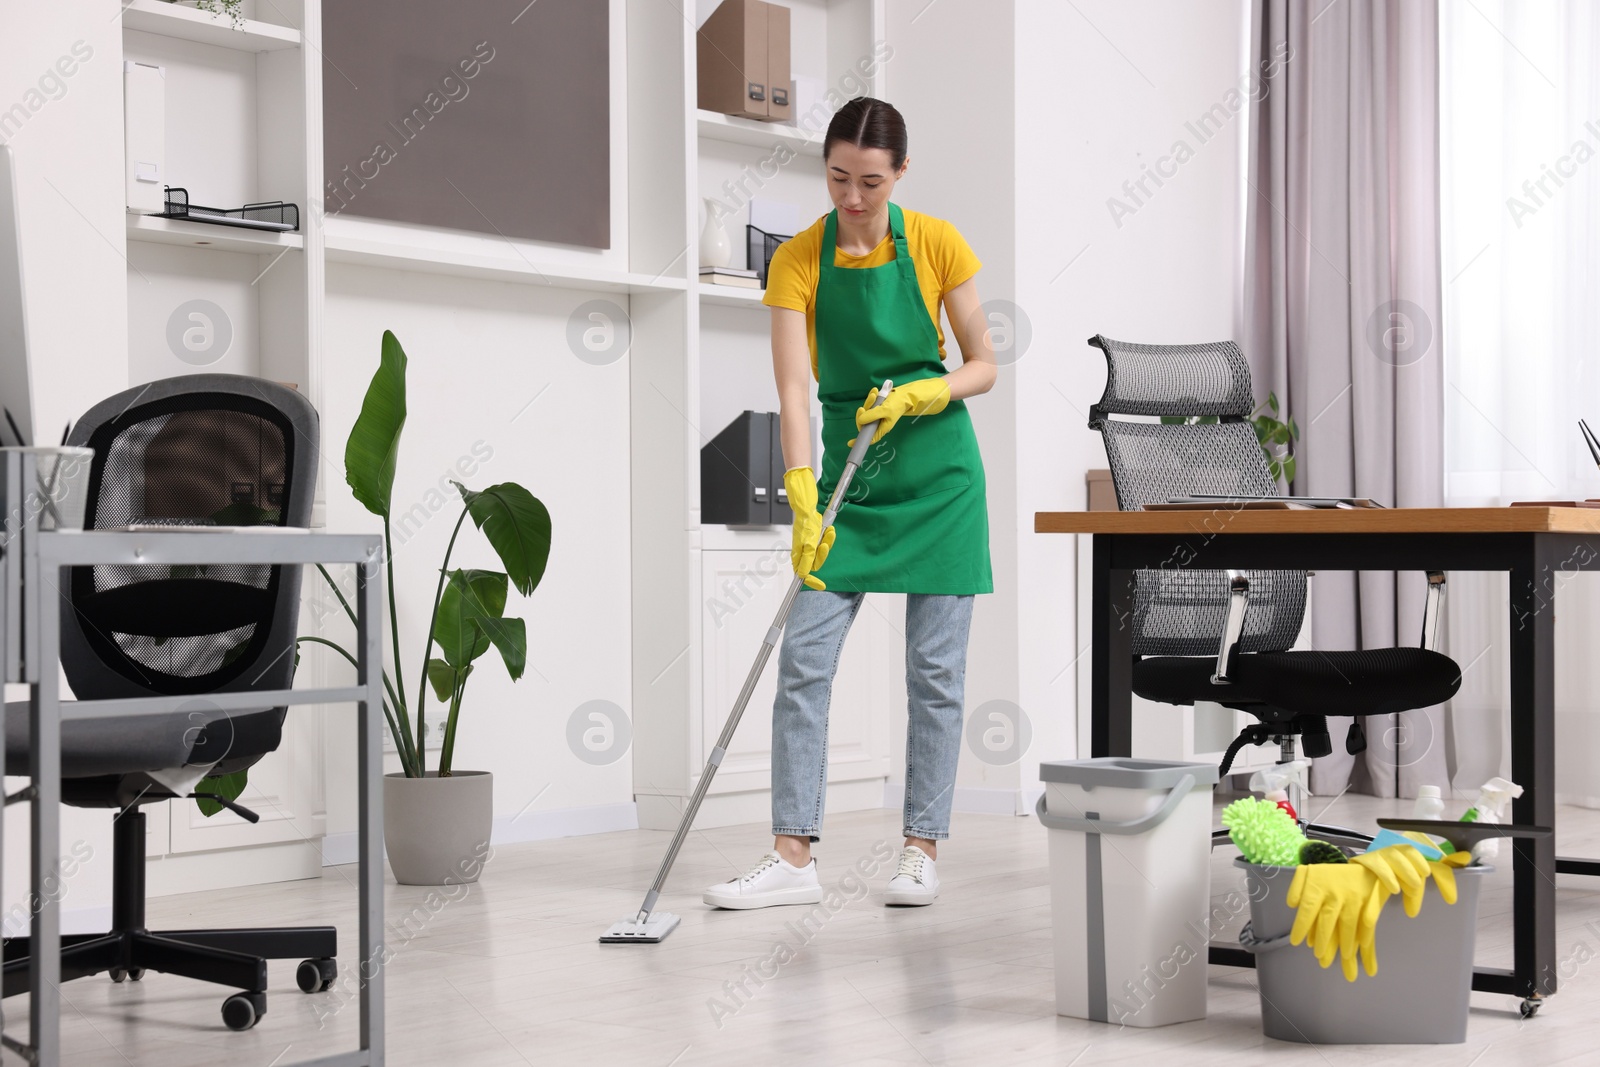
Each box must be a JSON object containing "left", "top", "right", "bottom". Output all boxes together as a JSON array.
[
  {"left": 703, "top": 851, "right": 823, "bottom": 910},
  {"left": 883, "top": 845, "right": 939, "bottom": 906}
]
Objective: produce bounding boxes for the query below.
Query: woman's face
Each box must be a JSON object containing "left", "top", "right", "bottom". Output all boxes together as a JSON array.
[{"left": 826, "top": 142, "right": 907, "bottom": 224}]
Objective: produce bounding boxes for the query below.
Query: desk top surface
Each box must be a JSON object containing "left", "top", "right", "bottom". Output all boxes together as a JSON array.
[{"left": 1034, "top": 506, "right": 1600, "bottom": 535}]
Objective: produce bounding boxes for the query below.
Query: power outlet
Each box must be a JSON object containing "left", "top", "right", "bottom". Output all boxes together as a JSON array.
[{"left": 381, "top": 720, "right": 445, "bottom": 752}]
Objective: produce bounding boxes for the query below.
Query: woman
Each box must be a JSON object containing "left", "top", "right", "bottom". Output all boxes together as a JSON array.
[{"left": 704, "top": 97, "right": 996, "bottom": 911}]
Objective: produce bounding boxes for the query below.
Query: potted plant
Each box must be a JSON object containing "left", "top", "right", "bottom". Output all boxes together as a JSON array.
[
  {"left": 301, "top": 330, "right": 551, "bottom": 884},
  {"left": 1161, "top": 391, "right": 1301, "bottom": 489}
]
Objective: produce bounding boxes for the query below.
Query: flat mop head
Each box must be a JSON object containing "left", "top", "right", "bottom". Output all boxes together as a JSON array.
[{"left": 599, "top": 911, "right": 680, "bottom": 944}]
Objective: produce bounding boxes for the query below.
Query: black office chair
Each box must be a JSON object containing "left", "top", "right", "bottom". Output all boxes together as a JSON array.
[
  {"left": 3, "top": 374, "right": 336, "bottom": 1032},
  {"left": 1086, "top": 335, "right": 1462, "bottom": 842}
]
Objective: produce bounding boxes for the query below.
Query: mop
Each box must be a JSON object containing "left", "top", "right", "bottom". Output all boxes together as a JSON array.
[{"left": 601, "top": 380, "right": 894, "bottom": 943}]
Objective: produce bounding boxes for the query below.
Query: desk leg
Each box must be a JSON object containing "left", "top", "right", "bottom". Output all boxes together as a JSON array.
[
  {"left": 28, "top": 563, "right": 60, "bottom": 1065},
  {"left": 357, "top": 558, "right": 386, "bottom": 1063},
  {"left": 1510, "top": 546, "right": 1558, "bottom": 1001},
  {"left": 1090, "top": 537, "right": 1133, "bottom": 758}
]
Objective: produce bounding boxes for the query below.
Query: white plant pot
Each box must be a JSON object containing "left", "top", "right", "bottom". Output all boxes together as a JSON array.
[{"left": 383, "top": 770, "right": 493, "bottom": 886}]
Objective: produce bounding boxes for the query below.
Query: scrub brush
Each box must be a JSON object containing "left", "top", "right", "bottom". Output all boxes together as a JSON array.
[
  {"left": 1222, "top": 797, "right": 1306, "bottom": 865},
  {"left": 1298, "top": 840, "right": 1349, "bottom": 865}
]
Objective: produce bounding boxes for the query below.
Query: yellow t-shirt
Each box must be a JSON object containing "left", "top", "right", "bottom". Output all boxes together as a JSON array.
[{"left": 762, "top": 206, "right": 982, "bottom": 380}]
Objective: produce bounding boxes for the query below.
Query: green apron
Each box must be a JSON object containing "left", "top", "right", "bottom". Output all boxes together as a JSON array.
[{"left": 809, "top": 202, "right": 992, "bottom": 595}]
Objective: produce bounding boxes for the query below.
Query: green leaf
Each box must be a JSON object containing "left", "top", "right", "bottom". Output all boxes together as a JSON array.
[
  {"left": 427, "top": 658, "right": 471, "bottom": 702},
  {"left": 194, "top": 769, "right": 249, "bottom": 818},
  {"left": 433, "top": 569, "right": 507, "bottom": 668},
  {"left": 443, "top": 568, "right": 527, "bottom": 681},
  {"left": 454, "top": 482, "right": 552, "bottom": 597},
  {"left": 344, "top": 330, "right": 408, "bottom": 520},
  {"left": 1160, "top": 415, "right": 1186, "bottom": 425},
  {"left": 1288, "top": 415, "right": 1301, "bottom": 440},
  {"left": 1282, "top": 456, "right": 1297, "bottom": 485}
]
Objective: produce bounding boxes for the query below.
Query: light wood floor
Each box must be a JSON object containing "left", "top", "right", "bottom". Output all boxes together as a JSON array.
[{"left": 9, "top": 792, "right": 1600, "bottom": 1066}]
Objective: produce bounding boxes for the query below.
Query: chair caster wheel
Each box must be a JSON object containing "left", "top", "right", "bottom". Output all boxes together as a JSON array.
[
  {"left": 296, "top": 957, "right": 337, "bottom": 993},
  {"left": 222, "top": 991, "right": 266, "bottom": 1031},
  {"left": 1520, "top": 997, "right": 1542, "bottom": 1019},
  {"left": 108, "top": 966, "right": 144, "bottom": 983}
]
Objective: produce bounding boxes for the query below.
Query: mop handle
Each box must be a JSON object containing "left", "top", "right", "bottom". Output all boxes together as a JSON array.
[
  {"left": 631, "top": 380, "right": 894, "bottom": 923},
  {"left": 817, "top": 378, "right": 892, "bottom": 530}
]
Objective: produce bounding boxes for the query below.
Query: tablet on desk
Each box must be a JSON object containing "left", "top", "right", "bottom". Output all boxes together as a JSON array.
[{"left": 1145, "top": 496, "right": 1385, "bottom": 511}]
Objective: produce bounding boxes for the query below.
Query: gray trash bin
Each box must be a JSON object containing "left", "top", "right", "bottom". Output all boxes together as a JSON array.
[
  {"left": 1236, "top": 857, "right": 1487, "bottom": 1043},
  {"left": 1038, "top": 758, "right": 1219, "bottom": 1026}
]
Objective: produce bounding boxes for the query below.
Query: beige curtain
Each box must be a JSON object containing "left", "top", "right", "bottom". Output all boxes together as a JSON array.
[{"left": 1243, "top": 0, "right": 1448, "bottom": 799}]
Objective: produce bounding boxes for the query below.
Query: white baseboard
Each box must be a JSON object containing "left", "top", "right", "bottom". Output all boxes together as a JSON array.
[
  {"left": 3, "top": 904, "right": 111, "bottom": 939},
  {"left": 491, "top": 801, "right": 638, "bottom": 845},
  {"left": 635, "top": 779, "right": 886, "bottom": 832},
  {"left": 882, "top": 780, "right": 1044, "bottom": 818},
  {"left": 320, "top": 801, "right": 640, "bottom": 866}
]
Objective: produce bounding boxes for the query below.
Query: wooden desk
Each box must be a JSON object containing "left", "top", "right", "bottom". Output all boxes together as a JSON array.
[{"left": 1035, "top": 505, "right": 1600, "bottom": 1012}]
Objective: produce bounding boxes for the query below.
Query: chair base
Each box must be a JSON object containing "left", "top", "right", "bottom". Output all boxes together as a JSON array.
[
  {"left": 0, "top": 808, "right": 338, "bottom": 1031},
  {"left": 1, "top": 925, "right": 337, "bottom": 996}
]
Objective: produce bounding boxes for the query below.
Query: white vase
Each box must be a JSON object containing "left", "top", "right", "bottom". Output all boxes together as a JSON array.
[{"left": 699, "top": 198, "right": 732, "bottom": 269}]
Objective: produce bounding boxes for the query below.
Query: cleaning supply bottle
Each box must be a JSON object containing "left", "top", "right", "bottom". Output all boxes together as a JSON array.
[
  {"left": 1250, "top": 761, "right": 1310, "bottom": 822},
  {"left": 1461, "top": 777, "right": 1523, "bottom": 863},
  {"left": 1413, "top": 785, "right": 1445, "bottom": 820}
]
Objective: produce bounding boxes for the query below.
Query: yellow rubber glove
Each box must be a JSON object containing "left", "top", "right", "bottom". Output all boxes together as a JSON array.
[
  {"left": 1352, "top": 843, "right": 1432, "bottom": 917},
  {"left": 1429, "top": 850, "right": 1472, "bottom": 906},
  {"left": 1355, "top": 874, "right": 1390, "bottom": 978},
  {"left": 848, "top": 378, "right": 950, "bottom": 446},
  {"left": 1286, "top": 864, "right": 1381, "bottom": 981},
  {"left": 784, "top": 466, "right": 834, "bottom": 591}
]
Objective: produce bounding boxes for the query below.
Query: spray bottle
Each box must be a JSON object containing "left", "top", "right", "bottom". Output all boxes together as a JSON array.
[
  {"left": 1461, "top": 776, "right": 1523, "bottom": 863},
  {"left": 1250, "top": 761, "right": 1311, "bottom": 822}
]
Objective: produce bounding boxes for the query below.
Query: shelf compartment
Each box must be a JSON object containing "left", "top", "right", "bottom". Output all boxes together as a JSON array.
[
  {"left": 121, "top": 0, "right": 302, "bottom": 53},
  {"left": 127, "top": 214, "right": 304, "bottom": 253},
  {"left": 697, "top": 110, "right": 825, "bottom": 158},
  {"left": 323, "top": 231, "right": 688, "bottom": 295}
]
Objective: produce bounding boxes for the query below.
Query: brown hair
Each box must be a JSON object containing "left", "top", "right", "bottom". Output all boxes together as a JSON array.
[{"left": 823, "top": 97, "right": 908, "bottom": 170}]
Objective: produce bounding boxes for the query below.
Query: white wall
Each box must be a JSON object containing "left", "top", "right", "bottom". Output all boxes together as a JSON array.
[
  {"left": 882, "top": 0, "right": 1022, "bottom": 811},
  {"left": 1, "top": 0, "right": 130, "bottom": 933},
  {"left": 318, "top": 265, "right": 638, "bottom": 846},
  {"left": 1014, "top": 0, "right": 1250, "bottom": 790}
]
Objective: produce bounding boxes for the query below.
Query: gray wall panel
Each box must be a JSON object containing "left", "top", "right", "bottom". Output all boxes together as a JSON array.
[{"left": 322, "top": 0, "right": 610, "bottom": 248}]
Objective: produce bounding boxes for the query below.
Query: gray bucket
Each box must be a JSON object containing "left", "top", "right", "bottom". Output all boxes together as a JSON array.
[{"left": 1236, "top": 857, "right": 1486, "bottom": 1044}]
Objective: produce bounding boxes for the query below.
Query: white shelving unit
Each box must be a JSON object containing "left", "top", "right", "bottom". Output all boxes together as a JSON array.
[
  {"left": 112, "top": 0, "right": 892, "bottom": 848},
  {"left": 121, "top": 0, "right": 302, "bottom": 52},
  {"left": 627, "top": 0, "right": 892, "bottom": 832},
  {"left": 323, "top": 230, "right": 685, "bottom": 295},
  {"left": 127, "top": 214, "right": 304, "bottom": 254},
  {"left": 696, "top": 282, "right": 766, "bottom": 307},
  {"left": 696, "top": 109, "right": 825, "bottom": 157},
  {"left": 116, "top": 0, "right": 329, "bottom": 892}
]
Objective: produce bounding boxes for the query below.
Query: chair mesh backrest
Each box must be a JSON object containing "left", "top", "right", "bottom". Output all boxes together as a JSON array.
[
  {"left": 1088, "top": 335, "right": 1306, "bottom": 657},
  {"left": 73, "top": 400, "right": 292, "bottom": 688}
]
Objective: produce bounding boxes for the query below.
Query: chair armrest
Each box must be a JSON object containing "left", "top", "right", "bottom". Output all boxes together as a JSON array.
[
  {"left": 1211, "top": 570, "right": 1250, "bottom": 684},
  {"left": 1420, "top": 570, "right": 1446, "bottom": 651}
]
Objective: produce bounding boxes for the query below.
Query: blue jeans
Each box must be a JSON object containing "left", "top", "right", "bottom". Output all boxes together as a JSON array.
[{"left": 771, "top": 589, "right": 975, "bottom": 842}]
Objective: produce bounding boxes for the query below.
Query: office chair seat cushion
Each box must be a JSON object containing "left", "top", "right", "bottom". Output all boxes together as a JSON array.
[
  {"left": 1132, "top": 647, "right": 1462, "bottom": 718},
  {"left": 3, "top": 700, "right": 279, "bottom": 779}
]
